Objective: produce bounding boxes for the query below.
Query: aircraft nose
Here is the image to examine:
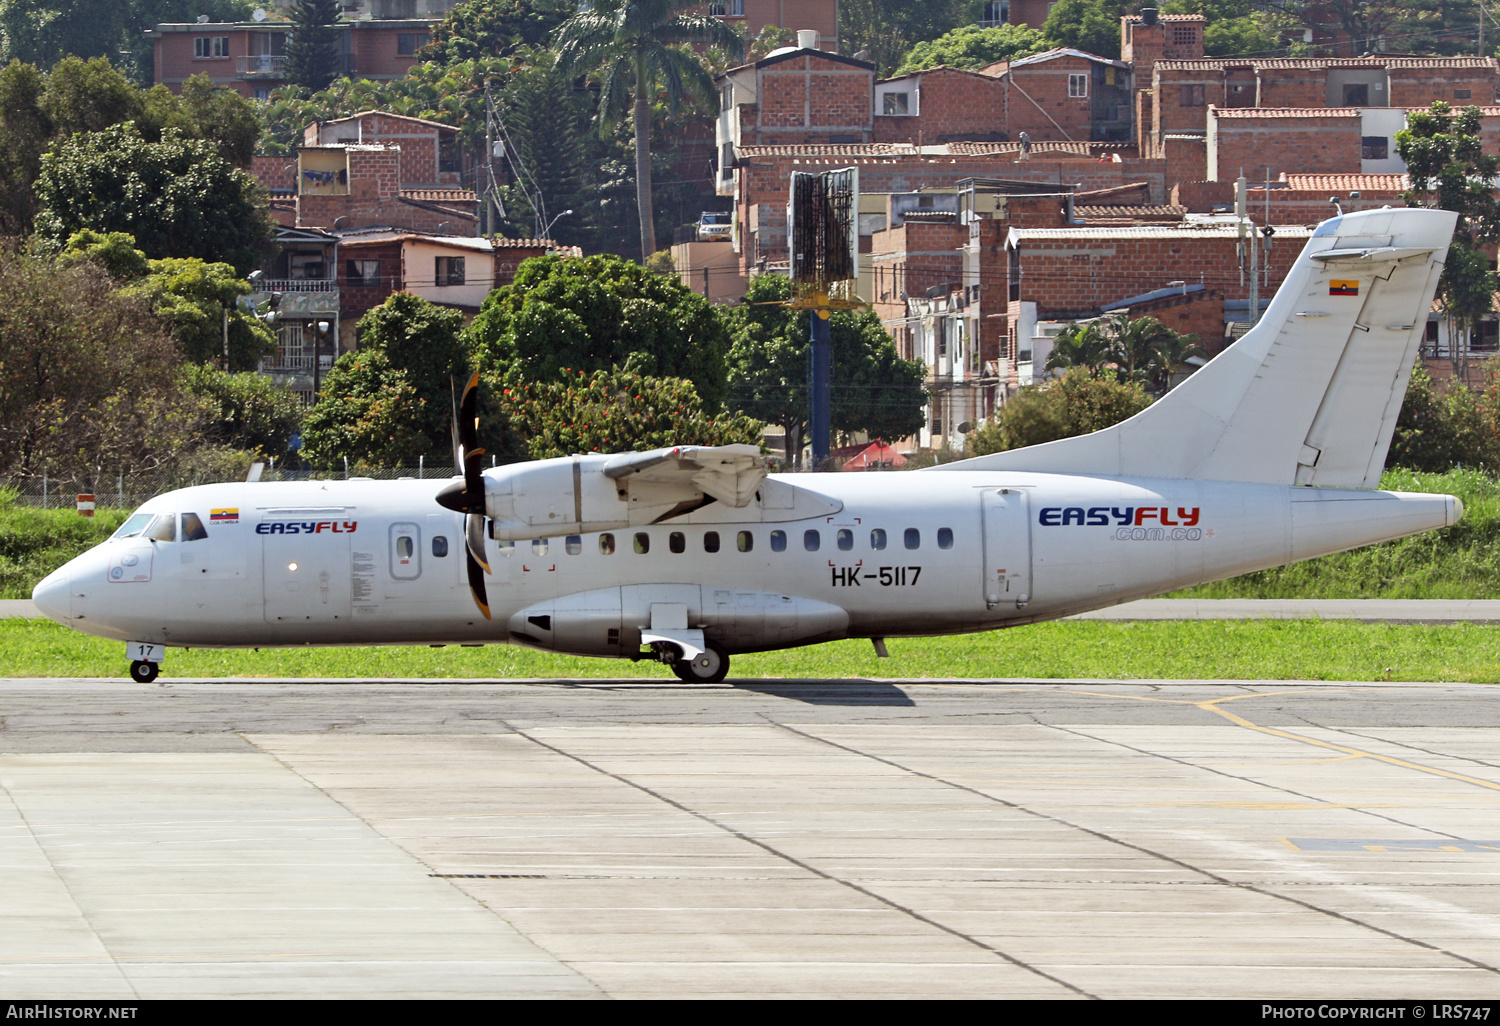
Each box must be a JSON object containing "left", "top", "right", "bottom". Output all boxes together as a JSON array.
[{"left": 31, "top": 566, "right": 72, "bottom": 623}]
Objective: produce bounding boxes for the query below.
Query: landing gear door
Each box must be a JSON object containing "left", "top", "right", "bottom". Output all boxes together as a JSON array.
[{"left": 981, "top": 488, "right": 1031, "bottom": 610}]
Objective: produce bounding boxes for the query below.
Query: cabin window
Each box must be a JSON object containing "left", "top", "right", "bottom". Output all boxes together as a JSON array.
[
  {"left": 600, "top": 533, "right": 615, "bottom": 554},
  {"left": 566, "top": 535, "right": 582, "bottom": 555},
  {"left": 737, "top": 530, "right": 754, "bottom": 552},
  {"left": 937, "top": 527, "right": 953, "bottom": 549},
  {"left": 837, "top": 529, "right": 854, "bottom": 551},
  {"left": 390, "top": 523, "right": 421, "bottom": 579},
  {"left": 634, "top": 532, "right": 650, "bottom": 554},
  {"left": 870, "top": 528, "right": 887, "bottom": 550},
  {"left": 146, "top": 514, "right": 177, "bottom": 543},
  {"left": 704, "top": 531, "right": 721, "bottom": 553},
  {"left": 432, "top": 535, "right": 449, "bottom": 557},
  {"left": 531, "top": 538, "right": 548, "bottom": 556},
  {"left": 770, "top": 530, "right": 786, "bottom": 552},
  {"left": 804, "top": 529, "right": 821, "bottom": 552},
  {"left": 904, "top": 528, "right": 920, "bottom": 550},
  {"left": 497, "top": 538, "right": 514, "bottom": 554},
  {"left": 669, "top": 531, "right": 686, "bottom": 554},
  {"left": 181, "top": 513, "right": 208, "bottom": 541}
]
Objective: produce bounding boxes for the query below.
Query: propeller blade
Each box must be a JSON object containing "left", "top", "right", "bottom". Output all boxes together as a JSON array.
[
  {"left": 458, "top": 371, "right": 486, "bottom": 503},
  {"left": 466, "top": 511, "right": 491, "bottom": 575},
  {"left": 465, "top": 546, "right": 491, "bottom": 620}
]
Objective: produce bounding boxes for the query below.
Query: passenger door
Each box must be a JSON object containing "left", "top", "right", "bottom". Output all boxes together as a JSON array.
[{"left": 981, "top": 488, "right": 1031, "bottom": 610}]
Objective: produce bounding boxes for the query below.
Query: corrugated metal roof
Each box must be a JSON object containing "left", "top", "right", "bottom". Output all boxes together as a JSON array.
[
  {"left": 1008, "top": 224, "right": 1315, "bottom": 242},
  {"left": 1157, "top": 56, "right": 1498, "bottom": 70},
  {"left": 1102, "top": 283, "right": 1208, "bottom": 311},
  {"left": 1009, "top": 47, "right": 1130, "bottom": 71}
]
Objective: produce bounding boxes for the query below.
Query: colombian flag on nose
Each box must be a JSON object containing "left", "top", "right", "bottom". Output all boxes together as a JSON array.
[
  {"left": 210, "top": 508, "right": 239, "bottom": 523},
  {"left": 1330, "top": 280, "right": 1359, "bottom": 296}
]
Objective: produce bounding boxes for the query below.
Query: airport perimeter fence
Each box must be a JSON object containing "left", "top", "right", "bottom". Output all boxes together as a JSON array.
[{"left": 4, "top": 462, "right": 470, "bottom": 511}]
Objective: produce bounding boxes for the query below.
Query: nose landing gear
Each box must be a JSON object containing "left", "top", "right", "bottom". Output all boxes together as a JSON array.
[{"left": 129, "top": 660, "right": 160, "bottom": 683}]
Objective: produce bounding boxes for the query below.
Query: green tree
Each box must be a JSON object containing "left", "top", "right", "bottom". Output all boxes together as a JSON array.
[
  {"left": 0, "top": 245, "right": 206, "bottom": 485},
  {"left": 1042, "top": 0, "right": 1126, "bottom": 59},
  {"left": 553, "top": 0, "right": 742, "bottom": 262},
  {"left": 1045, "top": 313, "right": 1204, "bottom": 393},
  {"left": 492, "top": 365, "right": 763, "bottom": 460},
  {"left": 286, "top": 0, "right": 341, "bottom": 92},
  {"left": 468, "top": 253, "right": 731, "bottom": 410},
  {"left": 966, "top": 368, "right": 1152, "bottom": 455},
  {"left": 0, "top": 1, "right": 128, "bottom": 70},
  {"left": 839, "top": 0, "right": 969, "bottom": 75},
  {"left": 302, "top": 292, "right": 471, "bottom": 468},
  {"left": 179, "top": 363, "right": 303, "bottom": 461},
  {"left": 419, "top": 0, "right": 573, "bottom": 64},
  {"left": 57, "top": 228, "right": 150, "bottom": 280},
  {"left": 124, "top": 257, "right": 277, "bottom": 371},
  {"left": 1388, "top": 364, "right": 1498, "bottom": 472},
  {"left": 0, "top": 59, "right": 49, "bottom": 235},
  {"left": 41, "top": 55, "right": 142, "bottom": 136},
  {"left": 895, "top": 23, "right": 1051, "bottom": 74},
  {"left": 724, "top": 274, "right": 926, "bottom": 466},
  {"left": 1397, "top": 102, "right": 1500, "bottom": 382},
  {"left": 299, "top": 351, "right": 429, "bottom": 469},
  {"left": 34, "top": 123, "right": 272, "bottom": 274}
]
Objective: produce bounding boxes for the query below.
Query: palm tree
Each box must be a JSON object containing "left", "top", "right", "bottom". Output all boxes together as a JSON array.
[
  {"left": 554, "top": 0, "right": 743, "bottom": 262},
  {"left": 1044, "top": 321, "right": 1112, "bottom": 377}
]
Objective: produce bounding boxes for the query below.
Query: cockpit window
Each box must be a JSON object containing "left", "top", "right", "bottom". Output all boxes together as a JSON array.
[
  {"left": 145, "top": 514, "right": 176, "bottom": 543},
  {"left": 110, "top": 513, "right": 154, "bottom": 540},
  {"left": 181, "top": 513, "right": 208, "bottom": 541}
]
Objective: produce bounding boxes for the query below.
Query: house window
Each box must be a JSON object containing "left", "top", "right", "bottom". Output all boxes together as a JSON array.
[
  {"left": 1180, "top": 84, "right": 1205, "bottom": 106},
  {"left": 1361, "top": 136, "right": 1389, "bottom": 160},
  {"left": 1343, "top": 83, "right": 1369, "bottom": 105},
  {"left": 981, "top": 1, "right": 1009, "bottom": 25},
  {"left": 1069, "top": 73, "right": 1088, "bottom": 98},
  {"left": 194, "top": 36, "right": 230, "bottom": 58},
  {"left": 883, "top": 92, "right": 910, "bottom": 115},
  {"left": 709, "top": 0, "right": 745, "bottom": 15},
  {"left": 435, "top": 256, "right": 465, "bottom": 287},
  {"left": 1456, "top": 89, "right": 1473, "bottom": 99},
  {"left": 397, "top": 33, "right": 429, "bottom": 56},
  {"left": 347, "top": 260, "right": 379, "bottom": 286}
]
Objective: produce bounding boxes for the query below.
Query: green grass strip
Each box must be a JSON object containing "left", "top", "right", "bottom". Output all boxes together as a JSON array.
[{"left": 7, "top": 618, "right": 1500, "bottom": 683}]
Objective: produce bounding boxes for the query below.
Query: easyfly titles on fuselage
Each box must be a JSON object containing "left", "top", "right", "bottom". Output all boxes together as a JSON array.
[{"left": 32, "top": 470, "right": 1457, "bottom": 654}]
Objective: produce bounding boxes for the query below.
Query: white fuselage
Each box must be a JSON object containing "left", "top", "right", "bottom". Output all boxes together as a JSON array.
[{"left": 32, "top": 471, "right": 1459, "bottom": 658}]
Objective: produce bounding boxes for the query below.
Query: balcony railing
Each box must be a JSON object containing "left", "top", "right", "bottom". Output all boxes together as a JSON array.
[
  {"left": 236, "top": 54, "right": 288, "bottom": 78},
  {"left": 260, "top": 278, "right": 338, "bottom": 293}
]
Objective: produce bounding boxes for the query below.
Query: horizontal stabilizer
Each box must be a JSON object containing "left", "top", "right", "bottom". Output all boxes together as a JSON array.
[{"left": 937, "top": 208, "right": 1456, "bottom": 487}]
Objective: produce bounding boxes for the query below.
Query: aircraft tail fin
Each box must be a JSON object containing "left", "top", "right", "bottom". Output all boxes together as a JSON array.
[{"left": 937, "top": 207, "right": 1456, "bottom": 487}]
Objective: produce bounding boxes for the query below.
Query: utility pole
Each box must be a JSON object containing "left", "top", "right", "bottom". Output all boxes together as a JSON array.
[{"left": 1237, "top": 173, "right": 1259, "bottom": 328}]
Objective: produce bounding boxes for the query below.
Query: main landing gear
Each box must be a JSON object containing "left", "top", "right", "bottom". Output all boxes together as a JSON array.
[
  {"left": 664, "top": 642, "right": 730, "bottom": 684},
  {"left": 129, "top": 660, "right": 160, "bottom": 683}
]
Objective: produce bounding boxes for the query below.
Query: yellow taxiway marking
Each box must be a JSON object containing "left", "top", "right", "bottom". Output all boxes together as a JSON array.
[{"left": 1194, "top": 694, "right": 1500, "bottom": 795}]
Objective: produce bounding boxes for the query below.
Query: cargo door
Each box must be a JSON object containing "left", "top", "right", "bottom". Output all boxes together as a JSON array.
[
  {"left": 981, "top": 488, "right": 1031, "bottom": 610},
  {"left": 263, "top": 527, "right": 353, "bottom": 624}
]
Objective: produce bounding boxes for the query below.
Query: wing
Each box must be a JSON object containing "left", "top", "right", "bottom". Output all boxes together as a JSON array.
[{"left": 602, "top": 444, "right": 768, "bottom": 509}]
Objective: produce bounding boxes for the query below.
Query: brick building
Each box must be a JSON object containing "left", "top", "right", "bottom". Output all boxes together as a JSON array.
[
  {"left": 692, "top": 0, "right": 839, "bottom": 50},
  {"left": 147, "top": 18, "right": 439, "bottom": 100},
  {"left": 249, "top": 112, "right": 478, "bottom": 235}
]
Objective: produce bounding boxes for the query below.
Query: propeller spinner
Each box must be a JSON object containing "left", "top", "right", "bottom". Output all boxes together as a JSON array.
[{"left": 436, "top": 371, "right": 492, "bottom": 619}]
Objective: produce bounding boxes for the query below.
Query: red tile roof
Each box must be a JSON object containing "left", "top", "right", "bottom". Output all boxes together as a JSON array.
[
  {"left": 1211, "top": 106, "right": 1360, "bottom": 118},
  {"left": 1158, "top": 56, "right": 1498, "bottom": 71},
  {"left": 1279, "top": 173, "right": 1410, "bottom": 192}
]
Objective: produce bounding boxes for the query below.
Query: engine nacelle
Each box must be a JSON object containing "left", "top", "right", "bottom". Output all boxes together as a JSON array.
[
  {"left": 482, "top": 454, "right": 674, "bottom": 541},
  {"left": 482, "top": 446, "right": 774, "bottom": 541}
]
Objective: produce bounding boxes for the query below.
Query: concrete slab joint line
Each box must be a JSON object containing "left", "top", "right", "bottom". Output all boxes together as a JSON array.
[
  {"left": 768, "top": 718, "right": 1500, "bottom": 980},
  {"left": 498, "top": 719, "right": 1099, "bottom": 1000}
]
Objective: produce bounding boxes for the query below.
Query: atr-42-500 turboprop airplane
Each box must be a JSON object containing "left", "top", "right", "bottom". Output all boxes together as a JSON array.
[{"left": 32, "top": 208, "right": 1464, "bottom": 684}]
